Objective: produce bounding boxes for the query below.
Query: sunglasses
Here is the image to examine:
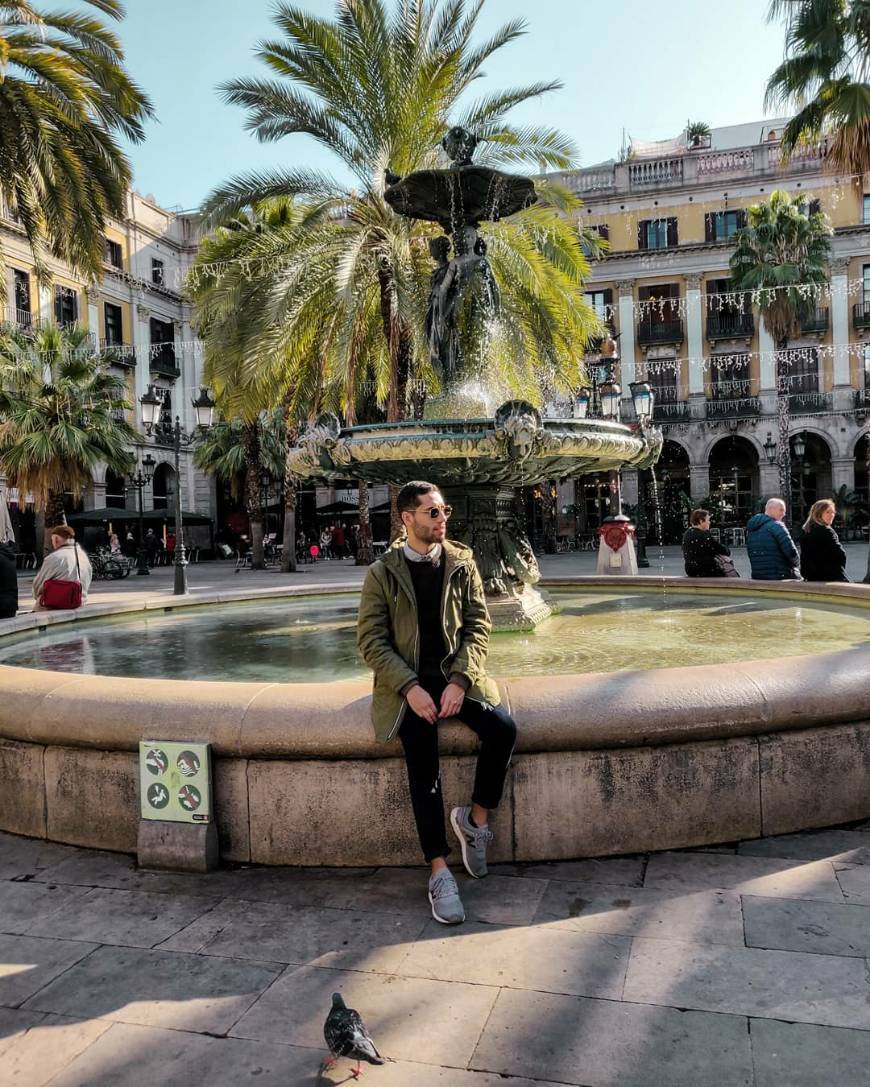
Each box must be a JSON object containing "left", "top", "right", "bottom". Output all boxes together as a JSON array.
[{"left": 415, "top": 504, "right": 453, "bottom": 520}]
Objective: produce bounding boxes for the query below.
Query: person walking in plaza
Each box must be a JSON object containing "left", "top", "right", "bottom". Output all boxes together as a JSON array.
[
  {"left": 681, "top": 509, "right": 736, "bottom": 577},
  {"left": 746, "top": 498, "right": 801, "bottom": 580},
  {"left": 144, "top": 528, "right": 159, "bottom": 568},
  {"left": 32, "top": 526, "right": 92, "bottom": 610},
  {"left": 357, "top": 481, "right": 516, "bottom": 925},
  {"left": 332, "top": 521, "right": 347, "bottom": 558},
  {"left": 799, "top": 499, "right": 848, "bottom": 582},
  {"left": 0, "top": 539, "right": 17, "bottom": 618}
]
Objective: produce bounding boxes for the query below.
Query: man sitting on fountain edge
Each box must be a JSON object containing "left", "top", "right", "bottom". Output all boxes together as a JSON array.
[{"left": 357, "top": 481, "right": 517, "bottom": 924}]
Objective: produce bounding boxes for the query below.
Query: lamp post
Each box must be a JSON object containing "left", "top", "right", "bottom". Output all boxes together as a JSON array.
[
  {"left": 140, "top": 384, "right": 215, "bottom": 595},
  {"left": 628, "top": 380, "right": 655, "bottom": 565},
  {"left": 791, "top": 431, "right": 807, "bottom": 523},
  {"left": 573, "top": 335, "right": 624, "bottom": 517},
  {"left": 127, "top": 452, "right": 156, "bottom": 575}
]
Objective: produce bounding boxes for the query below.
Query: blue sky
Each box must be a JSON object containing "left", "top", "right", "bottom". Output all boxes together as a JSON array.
[{"left": 96, "top": 0, "right": 787, "bottom": 210}]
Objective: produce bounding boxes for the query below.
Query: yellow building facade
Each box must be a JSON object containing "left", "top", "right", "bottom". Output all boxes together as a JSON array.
[
  {"left": 554, "top": 119, "right": 870, "bottom": 538},
  {"left": 0, "top": 191, "right": 214, "bottom": 529}
]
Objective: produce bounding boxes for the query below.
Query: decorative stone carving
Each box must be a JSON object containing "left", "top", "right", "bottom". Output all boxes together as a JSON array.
[
  {"left": 617, "top": 279, "right": 635, "bottom": 298},
  {"left": 136, "top": 302, "right": 151, "bottom": 320},
  {"left": 831, "top": 258, "right": 850, "bottom": 276},
  {"left": 685, "top": 273, "right": 702, "bottom": 290}
]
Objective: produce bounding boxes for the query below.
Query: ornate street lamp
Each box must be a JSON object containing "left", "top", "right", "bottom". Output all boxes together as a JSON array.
[
  {"left": 140, "top": 386, "right": 215, "bottom": 595},
  {"left": 599, "top": 378, "right": 622, "bottom": 421},
  {"left": 127, "top": 452, "right": 156, "bottom": 576},
  {"left": 572, "top": 386, "right": 591, "bottom": 420},
  {"left": 792, "top": 432, "right": 807, "bottom": 459},
  {"left": 629, "top": 380, "right": 655, "bottom": 423},
  {"left": 763, "top": 432, "right": 777, "bottom": 465}
]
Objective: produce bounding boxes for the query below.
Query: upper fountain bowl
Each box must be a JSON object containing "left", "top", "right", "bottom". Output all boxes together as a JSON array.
[
  {"left": 288, "top": 400, "right": 662, "bottom": 488},
  {"left": 384, "top": 124, "right": 537, "bottom": 228},
  {"left": 384, "top": 164, "right": 537, "bottom": 227}
]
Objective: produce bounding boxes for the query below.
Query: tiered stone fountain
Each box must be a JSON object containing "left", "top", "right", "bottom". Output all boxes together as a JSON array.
[{"left": 289, "top": 128, "right": 662, "bottom": 628}]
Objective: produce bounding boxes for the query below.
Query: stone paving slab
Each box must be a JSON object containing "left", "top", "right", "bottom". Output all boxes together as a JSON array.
[
  {"left": 25, "top": 886, "right": 218, "bottom": 948},
  {"left": 0, "top": 833, "right": 80, "bottom": 881},
  {"left": 737, "top": 829, "right": 870, "bottom": 864},
  {"left": 533, "top": 882, "right": 745, "bottom": 946},
  {"left": 156, "top": 897, "right": 425, "bottom": 972},
  {"left": 0, "top": 1012, "right": 113, "bottom": 1087},
  {"left": 398, "top": 919, "right": 630, "bottom": 999},
  {"left": 833, "top": 862, "right": 870, "bottom": 904},
  {"left": 750, "top": 1017, "right": 870, "bottom": 1087},
  {"left": 230, "top": 963, "right": 498, "bottom": 1067},
  {"left": 46, "top": 1022, "right": 322, "bottom": 1087},
  {"left": 624, "top": 936, "right": 870, "bottom": 1029},
  {"left": 643, "top": 851, "right": 844, "bottom": 901},
  {"left": 301, "top": 867, "right": 549, "bottom": 926},
  {"left": 0, "top": 934, "right": 98, "bottom": 1008},
  {"left": 32, "top": 847, "right": 236, "bottom": 897},
  {"left": 492, "top": 856, "right": 646, "bottom": 886},
  {"left": 470, "top": 987, "right": 754, "bottom": 1087},
  {"left": 0, "top": 1005, "right": 44, "bottom": 1058},
  {"left": 743, "top": 893, "right": 870, "bottom": 957},
  {"left": 0, "top": 879, "right": 91, "bottom": 936},
  {"left": 21, "top": 945, "right": 282, "bottom": 1033}
]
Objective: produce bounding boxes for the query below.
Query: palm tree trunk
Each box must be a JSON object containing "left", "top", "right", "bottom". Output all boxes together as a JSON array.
[
  {"left": 241, "top": 421, "right": 265, "bottom": 570},
  {"left": 43, "top": 491, "right": 66, "bottom": 552},
  {"left": 377, "top": 266, "right": 412, "bottom": 542},
  {"left": 281, "top": 409, "right": 298, "bottom": 574},
  {"left": 776, "top": 340, "right": 792, "bottom": 500},
  {"left": 356, "top": 479, "right": 374, "bottom": 565}
]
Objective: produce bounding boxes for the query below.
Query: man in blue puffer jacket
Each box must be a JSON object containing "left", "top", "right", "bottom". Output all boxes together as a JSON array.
[{"left": 746, "top": 498, "right": 801, "bottom": 580}]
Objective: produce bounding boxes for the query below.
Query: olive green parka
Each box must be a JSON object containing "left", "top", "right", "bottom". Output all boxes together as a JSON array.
[{"left": 356, "top": 539, "right": 500, "bottom": 742}]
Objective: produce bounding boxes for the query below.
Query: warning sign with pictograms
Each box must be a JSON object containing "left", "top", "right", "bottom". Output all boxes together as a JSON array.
[{"left": 139, "top": 741, "right": 212, "bottom": 824}]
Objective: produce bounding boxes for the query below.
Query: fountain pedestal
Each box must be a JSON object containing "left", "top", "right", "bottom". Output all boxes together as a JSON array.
[{"left": 442, "top": 484, "right": 552, "bottom": 631}]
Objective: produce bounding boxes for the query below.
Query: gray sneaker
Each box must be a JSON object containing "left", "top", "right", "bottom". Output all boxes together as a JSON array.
[
  {"left": 450, "top": 805, "right": 493, "bottom": 879},
  {"left": 428, "top": 868, "right": 465, "bottom": 924}
]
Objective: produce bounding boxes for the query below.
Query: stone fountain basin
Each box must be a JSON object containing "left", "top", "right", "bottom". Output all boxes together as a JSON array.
[
  {"left": 287, "top": 415, "right": 661, "bottom": 486},
  {"left": 384, "top": 164, "right": 537, "bottom": 224},
  {"left": 0, "top": 578, "right": 867, "bottom": 867}
]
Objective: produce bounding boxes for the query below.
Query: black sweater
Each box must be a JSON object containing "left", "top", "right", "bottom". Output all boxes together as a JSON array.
[
  {"left": 681, "top": 526, "right": 731, "bottom": 577},
  {"left": 406, "top": 556, "right": 447, "bottom": 682},
  {"left": 799, "top": 522, "right": 848, "bottom": 582}
]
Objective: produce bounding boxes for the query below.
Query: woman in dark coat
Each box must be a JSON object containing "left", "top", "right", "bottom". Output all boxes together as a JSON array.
[
  {"left": 0, "top": 540, "right": 18, "bottom": 618},
  {"left": 799, "top": 499, "right": 848, "bottom": 582},
  {"left": 682, "top": 508, "right": 733, "bottom": 577}
]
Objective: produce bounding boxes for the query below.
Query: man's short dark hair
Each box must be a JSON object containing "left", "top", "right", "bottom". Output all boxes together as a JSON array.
[
  {"left": 396, "top": 481, "right": 439, "bottom": 515},
  {"left": 690, "top": 508, "right": 710, "bottom": 527}
]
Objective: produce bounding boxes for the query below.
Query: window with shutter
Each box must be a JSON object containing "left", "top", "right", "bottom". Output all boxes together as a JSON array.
[
  {"left": 54, "top": 285, "right": 78, "bottom": 326},
  {"left": 666, "top": 218, "right": 678, "bottom": 247}
]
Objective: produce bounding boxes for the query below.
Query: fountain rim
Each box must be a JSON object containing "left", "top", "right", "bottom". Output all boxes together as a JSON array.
[{"left": 0, "top": 577, "right": 867, "bottom": 761}]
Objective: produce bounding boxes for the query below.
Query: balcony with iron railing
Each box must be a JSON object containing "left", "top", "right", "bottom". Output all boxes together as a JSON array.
[
  {"left": 637, "top": 316, "right": 684, "bottom": 346},
  {"left": 853, "top": 302, "right": 870, "bottom": 331},
  {"left": 559, "top": 136, "right": 829, "bottom": 198},
  {"left": 706, "top": 310, "right": 754, "bottom": 340},
  {"left": 790, "top": 390, "right": 833, "bottom": 413},
  {"left": 149, "top": 342, "right": 179, "bottom": 378},
  {"left": 102, "top": 343, "right": 136, "bottom": 368},
  {"left": 706, "top": 393, "right": 761, "bottom": 418},
  {"left": 799, "top": 307, "right": 829, "bottom": 334},
  {"left": 854, "top": 388, "right": 870, "bottom": 409},
  {"left": 1, "top": 307, "right": 40, "bottom": 332},
  {"left": 652, "top": 399, "right": 689, "bottom": 421}
]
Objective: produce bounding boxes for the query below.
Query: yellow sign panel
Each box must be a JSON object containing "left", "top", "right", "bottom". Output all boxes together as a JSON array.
[{"left": 139, "top": 741, "right": 212, "bottom": 824}]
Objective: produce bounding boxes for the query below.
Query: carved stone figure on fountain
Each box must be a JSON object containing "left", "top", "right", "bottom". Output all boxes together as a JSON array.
[{"left": 425, "top": 226, "right": 494, "bottom": 378}]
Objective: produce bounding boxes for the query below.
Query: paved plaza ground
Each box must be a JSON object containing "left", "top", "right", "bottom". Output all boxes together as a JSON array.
[
  {"left": 12, "top": 541, "right": 870, "bottom": 612},
  {"left": 4, "top": 824, "right": 870, "bottom": 1085},
  {"left": 2, "top": 544, "right": 869, "bottom": 1084}
]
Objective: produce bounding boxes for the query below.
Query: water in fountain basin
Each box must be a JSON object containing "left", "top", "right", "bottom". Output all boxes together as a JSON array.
[{"left": 2, "top": 589, "right": 866, "bottom": 682}]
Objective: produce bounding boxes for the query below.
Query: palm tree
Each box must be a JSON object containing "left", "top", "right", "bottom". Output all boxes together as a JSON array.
[
  {"left": 729, "top": 190, "right": 831, "bottom": 495},
  {"left": 0, "top": 322, "right": 136, "bottom": 539},
  {"left": 199, "top": 1, "right": 600, "bottom": 426},
  {"left": 0, "top": 1, "right": 153, "bottom": 286},
  {"left": 193, "top": 410, "right": 284, "bottom": 569},
  {"left": 765, "top": 1, "right": 870, "bottom": 174}
]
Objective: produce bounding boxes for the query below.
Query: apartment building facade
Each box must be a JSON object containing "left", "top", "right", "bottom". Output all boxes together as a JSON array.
[
  {"left": 554, "top": 119, "right": 870, "bottom": 540},
  {"left": 1, "top": 191, "right": 216, "bottom": 535}
]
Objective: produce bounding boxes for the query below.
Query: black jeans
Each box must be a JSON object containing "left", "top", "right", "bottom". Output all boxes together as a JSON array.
[{"left": 398, "top": 678, "right": 517, "bottom": 863}]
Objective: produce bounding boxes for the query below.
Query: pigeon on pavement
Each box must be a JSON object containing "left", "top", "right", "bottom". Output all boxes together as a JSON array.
[{"left": 322, "top": 992, "right": 385, "bottom": 1078}]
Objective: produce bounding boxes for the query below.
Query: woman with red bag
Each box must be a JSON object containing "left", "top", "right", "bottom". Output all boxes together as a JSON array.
[{"left": 32, "top": 526, "right": 92, "bottom": 611}]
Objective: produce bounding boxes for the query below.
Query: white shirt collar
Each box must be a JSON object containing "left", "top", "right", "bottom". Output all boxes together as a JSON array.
[{"left": 402, "top": 542, "right": 443, "bottom": 566}]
